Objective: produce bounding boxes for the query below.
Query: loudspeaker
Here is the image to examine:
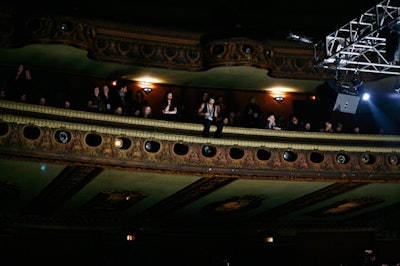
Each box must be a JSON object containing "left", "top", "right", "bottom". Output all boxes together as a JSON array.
[{"left": 333, "top": 93, "right": 360, "bottom": 114}]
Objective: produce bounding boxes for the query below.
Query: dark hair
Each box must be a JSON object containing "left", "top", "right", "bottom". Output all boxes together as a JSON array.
[{"left": 207, "top": 93, "right": 216, "bottom": 100}]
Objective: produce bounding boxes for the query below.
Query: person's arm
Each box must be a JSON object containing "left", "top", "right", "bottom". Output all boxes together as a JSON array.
[
  {"left": 197, "top": 103, "right": 205, "bottom": 116},
  {"left": 214, "top": 105, "right": 220, "bottom": 119},
  {"left": 169, "top": 106, "right": 178, "bottom": 114},
  {"left": 87, "top": 99, "right": 96, "bottom": 110}
]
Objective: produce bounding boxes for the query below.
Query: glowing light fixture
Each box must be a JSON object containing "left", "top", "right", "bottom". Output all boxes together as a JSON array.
[
  {"left": 139, "top": 82, "right": 153, "bottom": 94},
  {"left": 114, "top": 138, "right": 123, "bottom": 148}
]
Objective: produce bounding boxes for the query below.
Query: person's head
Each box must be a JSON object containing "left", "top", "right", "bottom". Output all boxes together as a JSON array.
[
  {"left": 114, "top": 106, "right": 123, "bottom": 115},
  {"left": 325, "top": 121, "right": 332, "bottom": 129},
  {"left": 38, "top": 97, "right": 46, "bottom": 106},
  {"left": 16, "top": 64, "right": 24, "bottom": 74},
  {"left": 165, "top": 91, "right": 173, "bottom": 100},
  {"left": 102, "top": 84, "right": 109, "bottom": 93},
  {"left": 136, "top": 90, "right": 144, "bottom": 99},
  {"left": 292, "top": 116, "right": 298, "bottom": 124},
  {"left": 267, "top": 112, "right": 275, "bottom": 121},
  {"left": 93, "top": 86, "right": 100, "bottom": 95},
  {"left": 250, "top": 96, "right": 256, "bottom": 104},
  {"left": 305, "top": 122, "right": 311, "bottom": 130},
  {"left": 201, "top": 91, "right": 208, "bottom": 101},
  {"left": 142, "top": 105, "right": 152, "bottom": 116},
  {"left": 207, "top": 94, "right": 215, "bottom": 104},
  {"left": 24, "top": 69, "right": 32, "bottom": 79},
  {"left": 119, "top": 85, "right": 127, "bottom": 94}
]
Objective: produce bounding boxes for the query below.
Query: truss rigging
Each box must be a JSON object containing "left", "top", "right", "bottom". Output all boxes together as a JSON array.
[{"left": 317, "top": 0, "right": 400, "bottom": 75}]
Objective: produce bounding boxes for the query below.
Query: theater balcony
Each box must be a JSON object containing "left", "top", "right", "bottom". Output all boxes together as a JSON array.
[{"left": 1, "top": 100, "right": 400, "bottom": 238}]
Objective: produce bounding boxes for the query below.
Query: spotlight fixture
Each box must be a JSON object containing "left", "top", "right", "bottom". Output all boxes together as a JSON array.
[
  {"left": 274, "top": 96, "right": 284, "bottom": 103},
  {"left": 145, "top": 141, "right": 160, "bottom": 153},
  {"left": 336, "top": 153, "right": 348, "bottom": 164},
  {"left": 362, "top": 153, "right": 375, "bottom": 165},
  {"left": 389, "top": 154, "right": 399, "bottom": 165},
  {"left": 114, "top": 138, "right": 123, "bottom": 148},
  {"left": 202, "top": 145, "right": 216, "bottom": 157},
  {"left": 265, "top": 236, "right": 274, "bottom": 243},
  {"left": 283, "top": 150, "right": 297, "bottom": 162}
]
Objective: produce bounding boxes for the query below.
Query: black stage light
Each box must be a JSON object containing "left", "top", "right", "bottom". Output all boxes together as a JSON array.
[
  {"left": 336, "top": 153, "right": 348, "bottom": 164},
  {"left": 283, "top": 150, "right": 297, "bottom": 162},
  {"left": 202, "top": 145, "right": 216, "bottom": 157},
  {"left": 145, "top": 141, "right": 160, "bottom": 153}
]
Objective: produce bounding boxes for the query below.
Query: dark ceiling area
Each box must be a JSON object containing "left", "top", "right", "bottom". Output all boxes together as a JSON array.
[{"left": 9, "top": 0, "right": 383, "bottom": 40}]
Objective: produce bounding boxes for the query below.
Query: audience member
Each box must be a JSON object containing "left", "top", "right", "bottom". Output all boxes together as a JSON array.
[
  {"left": 16, "top": 68, "right": 36, "bottom": 103},
  {"left": 215, "top": 95, "right": 229, "bottom": 126},
  {"left": 140, "top": 105, "right": 153, "bottom": 119},
  {"left": 353, "top": 126, "right": 360, "bottom": 134},
  {"left": 303, "top": 122, "right": 312, "bottom": 132},
  {"left": 6, "top": 63, "right": 24, "bottom": 101},
  {"left": 101, "top": 84, "right": 113, "bottom": 114},
  {"left": 225, "top": 110, "right": 240, "bottom": 127},
  {"left": 37, "top": 96, "right": 46, "bottom": 106},
  {"left": 111, "top": 84, "right": 128, "bottom": 115},
  {"left": 287, "top": 115, "right": 302, "bottom": 131},
  {"left": 320, "top": 121, "right": 334, "bottom": 133},
  {"left": 132, "top": 90, "right": 148, "bottom": 117},
  {"left": 87, "top": 86, "right": 105, "bottom": 113},
  {"left": 335, "top": 123, "right": 344, "bottom": 133},
  {"left": 161, "top": 91, "right": 178, "bottom": 121},
  {"left": 243, "top": 96, "right": 262, "bottom": 128},
  {"left": 64, "top": 100, "right": 71, "bottom": 109},
  {"left": 265, "top": 112, "right": 282, "bottom": 130},
  {"left": 194, "top": 91, "right": 209, "bottom": 123},
  {"left": 198, "top": 94, "right": 224, "bottom": 138}
]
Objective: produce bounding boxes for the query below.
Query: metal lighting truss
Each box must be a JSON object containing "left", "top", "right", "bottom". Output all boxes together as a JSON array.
[{"left": 317, "top": 0, "right": 400, "bottom": 75}]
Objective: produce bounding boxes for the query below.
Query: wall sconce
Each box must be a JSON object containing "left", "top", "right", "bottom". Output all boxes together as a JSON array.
[
  {"left": 274, "top": 96, "right": 284, "bottom": 103},
  {"left": 139, "top": 82, "right": 153, "bottom": 94},
  {"left": 143, "top": 87, "right": 152, "bottom": 94}
]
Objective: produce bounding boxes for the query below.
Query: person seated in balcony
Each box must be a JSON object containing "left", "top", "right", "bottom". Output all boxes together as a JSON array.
[
  {"left": 243, "top": 96, "right": 263, "bottom": 128},
  {"left": 101, "top": 84, "right": 113, "bottom": 114},
  {"left": 198, "top": 94, "right": 224, "bottom": 138},
  {"left": 87, "top": 86, "right": 105, "bottom": 113},
  {"left": 265, "top": 112, "right": 282, "bottom": 130},
  {"left": 225, "top": 110, "right": 240, "bottom": 127},
  {"left": 161, "top": 91, "right": 178, "bottom": 121},
  {"left": 111, "top": 84, "right": 129, "bottom": 116},
  {"left": 286, "top": 115, "right": 302, "bottom": 131},
  {"left": 139, "top": 105, "right": 153, "bottom": 119},
  {"left": 131, "top": 90, "right": 148, "bottom": 117},
  {"left": 320, "top": 121, "right": 334, "bottom": 133}
]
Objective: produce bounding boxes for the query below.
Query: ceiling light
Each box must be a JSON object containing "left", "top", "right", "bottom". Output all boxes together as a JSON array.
[{"left": 274, "top": 96, "right": 284, "bottom": 103}]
